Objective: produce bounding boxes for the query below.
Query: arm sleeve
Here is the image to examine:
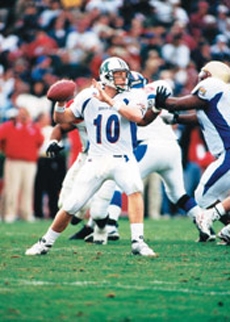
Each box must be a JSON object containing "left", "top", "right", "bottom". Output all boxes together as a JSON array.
[
  {"left": 70, "top": 88, "right": 94, "bottom": 118},
  {"left": 191, "top": 78, "right": 224, "bottom": 101}
]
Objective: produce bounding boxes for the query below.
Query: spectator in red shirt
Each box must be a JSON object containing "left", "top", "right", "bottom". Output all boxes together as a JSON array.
[
  {"left": 0, "top": 106, "right": 44, "bottom": 223},
  {"left": 188, "top": 1, "right": 210, "bottom": 41}
]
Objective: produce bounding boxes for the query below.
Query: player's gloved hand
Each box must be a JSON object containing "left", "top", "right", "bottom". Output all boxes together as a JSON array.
[
  {"left": 46, "top": 140, "right": 64, "bottom": 158},
  {"left": 155, "top": 86, "right": 171, "bottom": 110},
  {"left": 160, "top": 111, "right": 179, "bottom": 125}
]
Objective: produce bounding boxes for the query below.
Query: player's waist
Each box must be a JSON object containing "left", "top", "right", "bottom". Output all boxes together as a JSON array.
[{"left": 87, "top": 153, "right": 132, "bottom": 161}]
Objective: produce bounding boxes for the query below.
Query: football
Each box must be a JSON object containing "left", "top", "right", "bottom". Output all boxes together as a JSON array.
[{"left": 47, "top": 79, "right": 77, "bottom": 102}]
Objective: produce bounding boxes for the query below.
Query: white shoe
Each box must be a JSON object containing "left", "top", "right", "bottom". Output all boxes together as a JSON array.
[
  {"left": 4, "top": 215, "right": 17, "bottom": 223},
  {"left": 217, "top": 225, "right": 230, "bottom": 245},
  {"left": 107, "top": 225, "right": 120, "bottom": 241},
  {"left": 131, "top": 240, "right": 157, "bottom": 257},
  {"left": 217, "top": 240, "right": 229, "bottom": 246},
  {"left": 26, "top": 216, "right": 36, "bottom": 223},
  {"left": 25, "top": 238, "right": 52, "bottom": 255},
  {"left": 93, "top": 226, "right": 108, "bottom": 245},
  {"left": 194, "top": 209, "right": 214, "bottom": 241}
]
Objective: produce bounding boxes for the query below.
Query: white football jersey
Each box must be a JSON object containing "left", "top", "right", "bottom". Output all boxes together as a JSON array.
[
  {"left": 192, "top": 77, "right": 230, "bottom": 157},
  {"left": 70, "top": 87, "right": 147, "bottom": 156},
  {"left": 137, "top": 110, "right": 178, "bottom": 142}
]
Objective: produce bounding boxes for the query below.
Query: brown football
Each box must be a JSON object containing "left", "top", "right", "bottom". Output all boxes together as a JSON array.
[{"left": 47, "top": 79, "right": 77, "bottom": 101}]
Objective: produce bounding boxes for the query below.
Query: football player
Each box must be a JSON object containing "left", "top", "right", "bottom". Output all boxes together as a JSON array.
[
  {"left": 25, "top": 56, "right": 156, "bottom": 257},
  {"left": 153, "top": 60, "right": 230, "bottom": 241}
]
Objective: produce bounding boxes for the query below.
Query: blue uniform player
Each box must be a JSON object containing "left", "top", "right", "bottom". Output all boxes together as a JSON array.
[{"left": 154, "top": 60, "right": 230, "bottom": 241}]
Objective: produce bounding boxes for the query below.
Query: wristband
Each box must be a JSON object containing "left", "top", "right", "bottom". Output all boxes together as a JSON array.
[
  {"left": 151, "top": 105, "right": 161, "bottom": 113},
  {"left": 54, "top": 103, "right": 66, "bottom": 113},
  {"left": 148, "top": 98, "right": 161, "bottom": 113},
  {"left": 113, "top": 100, "right": 123, "bottom": 111},
  {"left": 48, "top": 139, "right": 59, "bottom": 145}
]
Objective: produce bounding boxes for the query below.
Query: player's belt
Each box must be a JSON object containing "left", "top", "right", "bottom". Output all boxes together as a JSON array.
[{"left": 113, "top": 155, "right": 129, "bottom": 162}]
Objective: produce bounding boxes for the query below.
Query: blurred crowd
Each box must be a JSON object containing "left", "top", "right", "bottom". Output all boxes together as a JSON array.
[
  {"left": 0, "top": 0, "right": 229, "bottom": 120},
  {"left": 0, "top": 0, "right": 229, "bottom": 220}
]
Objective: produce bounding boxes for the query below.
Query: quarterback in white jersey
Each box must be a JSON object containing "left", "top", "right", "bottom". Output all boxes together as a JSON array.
[
  {"left": 154, "top": 60, "right": 230, "bottom": 241},
  {"left": 25, "top": 56, "right": 156, "bottom": 257}
]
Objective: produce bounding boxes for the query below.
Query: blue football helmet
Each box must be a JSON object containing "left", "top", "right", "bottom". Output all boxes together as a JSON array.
[{"left": 129, "top": 71, "right": 148, "bottom": 89}]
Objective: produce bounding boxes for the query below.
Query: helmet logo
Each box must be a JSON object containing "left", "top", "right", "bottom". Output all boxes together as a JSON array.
[{"left": 100, "top": 61, "right": 110, "bottom": 74}]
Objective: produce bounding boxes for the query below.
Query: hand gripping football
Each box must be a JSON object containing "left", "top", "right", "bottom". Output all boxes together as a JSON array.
[{"left": 47, "top": 79, "right": 77, "bottom": 102}]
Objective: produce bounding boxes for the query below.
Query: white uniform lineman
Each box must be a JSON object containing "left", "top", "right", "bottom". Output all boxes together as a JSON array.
[{"left": 135, "top": 112, "right": 186, "bottom": 203}]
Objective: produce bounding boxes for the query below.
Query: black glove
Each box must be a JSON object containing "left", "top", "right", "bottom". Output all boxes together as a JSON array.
[
  {"left": 46, "top": 140, "right": 64, "bottom": 158},
  {"left": 155, "top": 86, "right": 171, "bottom": 110}
]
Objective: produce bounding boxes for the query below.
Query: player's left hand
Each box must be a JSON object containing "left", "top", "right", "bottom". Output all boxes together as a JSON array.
[
  {"left": 155, "top": 86, "right": 171, "bottom": 110},
  {"left": 46, "top": 140, "right": 64, "bottom": 158}
]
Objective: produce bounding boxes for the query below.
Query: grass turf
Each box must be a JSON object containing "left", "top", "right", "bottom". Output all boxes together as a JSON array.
[{"left": 0, "top": 217, "right": 230, "bottom": 321}]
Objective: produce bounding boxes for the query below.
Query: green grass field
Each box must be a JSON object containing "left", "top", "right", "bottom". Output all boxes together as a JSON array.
[{"left": 1, "top": 217, "right": 230, "bottom": 322}]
